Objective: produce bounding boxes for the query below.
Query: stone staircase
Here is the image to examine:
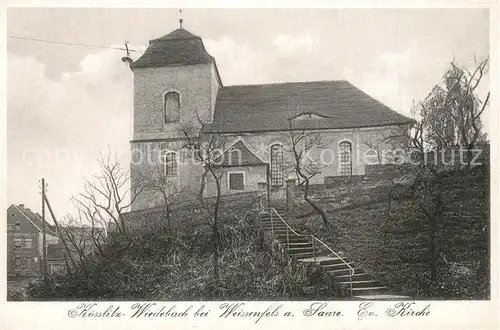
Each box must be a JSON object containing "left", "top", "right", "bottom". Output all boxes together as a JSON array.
[{"left": 260, "top": 206, "right": 411, "bottom": 300}]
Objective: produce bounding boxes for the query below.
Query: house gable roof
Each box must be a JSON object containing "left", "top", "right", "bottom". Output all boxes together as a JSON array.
[
  {"left": 203, "top": 80, "right": 413, "bottom": 134},
  {"left": 214, "top": 140, "right": 267, "bottom": 167},
  {"left": 13, "top": 204, "right": 58, "bottom": 235}
]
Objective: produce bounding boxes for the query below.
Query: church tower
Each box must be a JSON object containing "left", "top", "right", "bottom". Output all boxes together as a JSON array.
[{"left": 129, "top": 23, "right": 222, "bottom": 210}]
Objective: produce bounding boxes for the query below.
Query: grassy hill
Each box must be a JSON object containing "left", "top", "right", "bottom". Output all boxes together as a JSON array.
[
  {"left": 24, "top": 166, "right": 489, "bottom": 300},
  {"left": 287, "top": 165, "right": 489, "bottom": 299},
  {"left": 25, "top": 196, "right": 332, "bottom": 301}
]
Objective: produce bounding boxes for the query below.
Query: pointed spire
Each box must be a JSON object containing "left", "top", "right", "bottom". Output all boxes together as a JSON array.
[{"left": 179, "top": 9, "right": 183, "bottom": 29}]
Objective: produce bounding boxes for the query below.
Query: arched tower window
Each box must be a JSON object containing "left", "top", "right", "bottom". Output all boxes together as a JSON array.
[
  {"left": 164, "top": 91, "right": 180, "bottom": 123},
  {"left": 270, "top": 144, "right": 283, "bottom": 187},
  {"left": 339, "top": 141, "right": 352, "bottom": 176},
  {"left": 164, "top": 151, "right": 178, "bottom": 177}
]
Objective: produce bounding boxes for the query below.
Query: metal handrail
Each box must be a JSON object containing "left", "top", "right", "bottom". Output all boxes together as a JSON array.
[
  {"left": 259, "top": 196, "right": 354, "bottom": 297},
  {"left": 310, "top": 235, "right": 355, "bottom": 297},
  {"left": 269, "top": 207, "right": 301, "bottom": 237},
  {"left": 259, "top": 194, "right": 268, "bottom": 214}
]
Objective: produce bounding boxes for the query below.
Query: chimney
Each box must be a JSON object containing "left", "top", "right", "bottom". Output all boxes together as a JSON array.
[{"left": 19, "top": 204, "right": 25, "bottom": 208}]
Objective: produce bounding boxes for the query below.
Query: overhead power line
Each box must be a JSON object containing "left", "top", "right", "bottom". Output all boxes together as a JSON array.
[{"left": 8, "top": 35, "right": 141, "bottom": 53}]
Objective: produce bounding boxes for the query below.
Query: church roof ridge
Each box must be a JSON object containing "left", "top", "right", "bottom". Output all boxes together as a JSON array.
[
  {"left": 204, "top": 80, "right": 414, "bottom": 134},
  {"left": 223, "top": 79, "right": 349, "bottom": 89},
  {"left": 151, "top": 28, "right": 200, "bottom": 42}
]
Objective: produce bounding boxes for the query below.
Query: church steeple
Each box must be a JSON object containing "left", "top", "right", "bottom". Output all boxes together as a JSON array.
[
  {"left": 129, "top": 16, "right": 222, "bottom": 210},
  {"left": 178, "top": 9, "right": 183, "bottom": 29},
  {"left": 130, "top": 25, "right": 215, "bottom": 69}
]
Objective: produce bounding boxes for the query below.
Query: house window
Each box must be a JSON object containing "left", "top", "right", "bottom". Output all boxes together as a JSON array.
[
  {"left": 339, "top": 141, "right": 352, "bottom": 176},
  {"left": 24, "top": 238, "right": 32, "bottom": 249},
  {"left": 164, "top": 91, "right": 180, "bottom": 123},
  {"left": 270, "top": 144, "right": 284, "bottom": 187},
  {"left": 14, "top": 238, "right": 22, "bottom": 249},
  {"left": 228, "top": 172, "right": 245, "bottom": 191},
  {"left": 15, "top": 221, "right": 20, "bottom": 230},
  {"left": 26, "top": 258, "right": 32, "bottom": 269},
  {"left": 15, "top": 257, "right": 22, "bottom": 268},
  {"left": 164, "top": 152, "right": 178, "bottom": 177}
]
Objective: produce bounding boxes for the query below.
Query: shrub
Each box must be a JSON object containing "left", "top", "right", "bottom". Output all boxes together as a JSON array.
[{"left": 27, "top": 196, "right": 331, "bottom": 300}]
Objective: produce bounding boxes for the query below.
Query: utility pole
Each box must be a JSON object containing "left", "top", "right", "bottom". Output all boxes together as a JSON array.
[{"left": 41, "top": 178, "right": 47, "bottom": 279}]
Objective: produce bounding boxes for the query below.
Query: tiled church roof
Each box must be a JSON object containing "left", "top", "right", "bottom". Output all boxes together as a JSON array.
[
  {"left": 203, "top": 80, "right": 413, "bottom": 134},
  {"left": 130, "top": 28, "right": 215, "bottom": 69},
  {"left": 131, "top": 27, "right": 412, "bottom": 133}
]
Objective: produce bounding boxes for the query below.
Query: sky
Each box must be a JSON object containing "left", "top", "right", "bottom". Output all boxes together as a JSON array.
[{"left": 6, "top": 8, "right": 490, "bottom": 219}]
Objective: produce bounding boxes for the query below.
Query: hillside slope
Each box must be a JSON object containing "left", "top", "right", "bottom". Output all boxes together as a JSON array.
[
  {"left": 288, "top": 165, "right": 489, "bottom": 299},
  {"left": 26, "top": 196, "right": 333, "bottom": 301}
]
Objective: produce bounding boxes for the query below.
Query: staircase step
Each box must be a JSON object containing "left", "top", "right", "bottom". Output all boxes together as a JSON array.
[
  {"left": 275, "top": 233, "right": 305, "bottom": 239},
  {"left": 278, "top": 238, "right": 311, "bottom": 245},
  {"left": 345, "top": 287, "right": 388, "bottom": 296},
  {"left": 257, "top": 208, "right": 405, "bottom": 299},
  {"left": 329, "top": 267, "right": 365, "bottom": 275},
  {"left": 318, "top": 257, "right": 352, "bottom": 266},
  {"left": 297, "top": 256, "right": 342, "bottom": 264},
  {"left": 338, "top": 280, "right": 380, "bottom": 289},
  {"left": 333, "top": 272, "right": 372, "bottom": 280},
  {"left": 294, "top": 250, "right": 333, "bottom": 260},
  {"left": 261, "top": 223, "right": 291, "bottom": 229},
  {"left": 263, "top": 229, "right": 289, "bottom": 233},
  {"left": 260, "top": 217, "right": 288, "bottom": 221},
  {"left": 270, "top": 232, "right": 294, "bottom": 237},
  {"left": 281, "top": 242, "right": 312, "bottom": 247},
  {"left": 270, "top": 229, "right": 294, "bottom": 234},
  {"left": 292, "top": 252, "right": 316, "bottom": 259},
  {"left": 261, "top": 218, "right": 284, "bottom": 222},
  {"left": 262, "top": 224, "right": 290, "bottom": 230},
  {"left": 327, "top": 268, "right": 364, "bottom": 277},
  {"left": 287, "top": 247, "right": 315, "bottom": 254},
  {"left": 321, "top": 262, "right": 356, "bottom": 272},
  {"left": 261, "top": 220, "right": 289, "bottom": 224}
]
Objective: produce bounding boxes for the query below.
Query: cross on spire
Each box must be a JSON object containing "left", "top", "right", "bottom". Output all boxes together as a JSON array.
[{"left": 179, "top": 9, "right": 183, "bottom": 29}]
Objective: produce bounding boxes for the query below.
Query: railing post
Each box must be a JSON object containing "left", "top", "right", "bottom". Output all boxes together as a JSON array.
[
  {"left": 271, "top": 210, "right": 274, "bottom": 237},
  {"left": 311, "top": 236, "right": 316, "bottom": 263},
  {"left": 350, "top": 274, "right": 353, "bottom": 298},
  {"left": 286, "top": 227, "right": 289, "bottom": 251}
]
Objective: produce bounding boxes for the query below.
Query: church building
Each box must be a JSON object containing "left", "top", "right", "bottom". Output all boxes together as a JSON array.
[{"left": 129, "top": 24, "right": 412, "bottom": 211}]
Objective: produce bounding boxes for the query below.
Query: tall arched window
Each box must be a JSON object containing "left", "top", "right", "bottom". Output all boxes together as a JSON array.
[
  {"left": 164, "top": 151, "right": 178, "bottom": 177},
  {"left": 164, "top": 91, "right": 180, "bottom": 123},
  {"left": 270, "top": 144, "right": 283, "bottom": 187},
  {"left": 339, "top": 141, "right": 352, "bottom": 176}
]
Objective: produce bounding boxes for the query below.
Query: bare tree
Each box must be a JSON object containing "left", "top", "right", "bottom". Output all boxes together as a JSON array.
[
  {"left": 360, "top": 127, "right": 409, "bottom": 165},
  {"left": 285, "top": 125, "right": 331, "bottom": 226},
  {"left": 77, "top": 151, "right": 146, "bottom": 238},
  {"left": 179, "top": 116, "right": 228, "bottom": 283},
  {"left": 142, "top": 155, "right": 181, "bottom": 229},
  {"left": 46, "top": 151, "right": 143, "bottom": 272},
  {"left": 43, "top": 195, "right": 78, "bottom": 272},
  {"left": 62, "top": 198, "right": 109, "bottom": 263}
]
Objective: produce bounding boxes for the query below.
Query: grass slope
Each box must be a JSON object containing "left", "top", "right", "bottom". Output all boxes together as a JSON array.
[
  {"left": 25, "top": 196, "right": 333, "bottom": 301},
  {"left": 288, "top": 166, "right": 489, "bottom": 299}
]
